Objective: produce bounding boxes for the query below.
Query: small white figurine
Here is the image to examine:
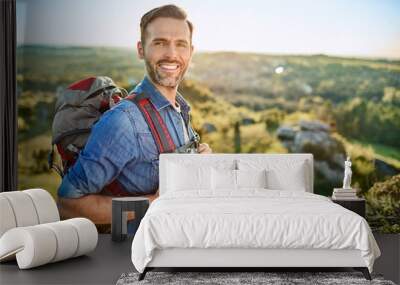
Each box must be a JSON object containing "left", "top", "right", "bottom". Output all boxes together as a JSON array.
[{"left": 343, "top": 156, "right": 352, "bottom": 189}]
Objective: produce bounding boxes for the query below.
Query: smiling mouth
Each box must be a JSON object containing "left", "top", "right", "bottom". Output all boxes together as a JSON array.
[{"left": 158, "top": 62, "right": 180, "bottom": 72}]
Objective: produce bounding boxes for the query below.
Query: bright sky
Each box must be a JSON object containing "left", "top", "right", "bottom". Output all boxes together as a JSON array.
[{"left": 17, "top": 0, "right": 400, "bottom": 59}]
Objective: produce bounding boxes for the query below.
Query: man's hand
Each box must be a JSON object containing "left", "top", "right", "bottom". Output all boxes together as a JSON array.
[{"left": 198, "top": 143, "right": 212, "bottom": 154}]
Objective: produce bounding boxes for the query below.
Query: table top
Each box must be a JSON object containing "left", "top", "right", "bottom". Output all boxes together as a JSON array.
[
  {"left": 330, "top": 196, "right": 365, "bottom": 202},
  {"left": 0, "top": 234, "right": 134, "bottom": 285}
]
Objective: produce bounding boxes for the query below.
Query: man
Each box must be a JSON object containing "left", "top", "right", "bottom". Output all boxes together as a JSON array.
[{"left": 57, "top": 4, "right": 212, "bottom": 224}]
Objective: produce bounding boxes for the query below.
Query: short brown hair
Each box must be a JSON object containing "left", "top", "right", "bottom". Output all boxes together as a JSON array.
[{"left": 140, "top": 4, "right": 193, "bottom": 44}]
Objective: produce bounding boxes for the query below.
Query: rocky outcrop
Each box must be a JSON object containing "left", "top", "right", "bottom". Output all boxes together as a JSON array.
[
  {"left": 299, "top": 120, "right": 330, "bottom": 132},
  {"left": 277, "top": 120, "right": 346, "bottom": 184},
  {"left": 276, "top": 126, "right": 296, "bottom": 141}
]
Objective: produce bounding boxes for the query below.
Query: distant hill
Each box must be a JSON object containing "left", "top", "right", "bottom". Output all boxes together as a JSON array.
[
  {"left": 17, "top": 45, "right": 144, "bottom": 92},
  {"left": 188, "top": 51, "right": 400, "bottom": 110},
  {"left": 18, "top": 46, "right": 400, "bottom": 101}
]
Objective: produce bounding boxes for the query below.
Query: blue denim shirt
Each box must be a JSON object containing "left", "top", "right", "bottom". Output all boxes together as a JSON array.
[{"left": 57, "top": 76, "right": 196, "bottom": 198}]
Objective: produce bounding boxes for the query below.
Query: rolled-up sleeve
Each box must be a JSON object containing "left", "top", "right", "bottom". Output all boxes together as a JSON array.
[{"left": 57, "top": 107, "right": 138, "bottom": 198}]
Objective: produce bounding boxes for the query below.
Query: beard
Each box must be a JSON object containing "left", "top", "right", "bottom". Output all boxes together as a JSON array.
[{"left": 144, "top": 58, "right": 188, "bottom": 88}]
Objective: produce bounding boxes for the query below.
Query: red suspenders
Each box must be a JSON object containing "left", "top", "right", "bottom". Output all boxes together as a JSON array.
[
  {"left": 101, "top": 92, "right": 176, "bottom": 196},
  {"left": 128, "top": 93, "right": 176, "bottom": 153}
]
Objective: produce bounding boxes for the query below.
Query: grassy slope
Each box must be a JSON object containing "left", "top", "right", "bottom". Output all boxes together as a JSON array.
[{"left": 350, "top": 139, "right": 400, "bottom": 169}]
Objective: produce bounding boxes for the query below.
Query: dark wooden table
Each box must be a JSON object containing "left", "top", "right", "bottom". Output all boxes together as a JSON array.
[{"left": 0, "top": 234, "right": 134, "bottom": 285}]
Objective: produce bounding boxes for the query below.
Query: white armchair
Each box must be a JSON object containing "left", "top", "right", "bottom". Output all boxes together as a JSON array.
[{"left": 0, "top": 189, "right": 98, "bottom": 269}]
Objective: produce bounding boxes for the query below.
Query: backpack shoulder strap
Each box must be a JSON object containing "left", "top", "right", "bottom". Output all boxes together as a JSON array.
[{"left": 126, "top": 93, "right": 176, "bottom": 153}]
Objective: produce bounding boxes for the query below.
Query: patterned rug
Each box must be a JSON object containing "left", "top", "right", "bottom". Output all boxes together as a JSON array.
[{"left": 116, "top": 271, "right": 396, "bottom": 285}]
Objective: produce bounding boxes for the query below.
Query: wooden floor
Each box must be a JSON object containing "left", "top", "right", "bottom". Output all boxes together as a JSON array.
[
  {"left": 0, "top": 234, "right": 134, "bottom": 285},
  {"left": 1, "top": 233, "right": 395, "bottom": 284}
]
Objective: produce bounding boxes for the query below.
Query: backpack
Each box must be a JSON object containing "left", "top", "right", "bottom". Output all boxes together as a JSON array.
[{"left": 49, "top": 76, "right": 183, "bottom": 197}]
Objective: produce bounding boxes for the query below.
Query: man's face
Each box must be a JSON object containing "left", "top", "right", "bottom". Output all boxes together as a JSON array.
[{"left": 138, "top": 17, "right": 193, "bottom": 88}]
